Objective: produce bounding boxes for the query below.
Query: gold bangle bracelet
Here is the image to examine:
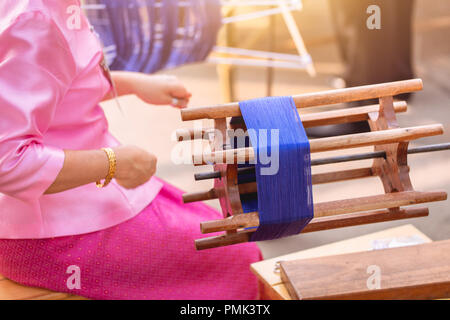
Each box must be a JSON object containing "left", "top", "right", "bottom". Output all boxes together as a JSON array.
[{"left": 96, "top": 148, "right": 117, "bottom": 188}]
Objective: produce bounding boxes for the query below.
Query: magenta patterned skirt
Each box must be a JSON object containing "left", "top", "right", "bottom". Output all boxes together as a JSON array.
[{"left": 0, "top": 179, "right": 261, "bottom": 300}]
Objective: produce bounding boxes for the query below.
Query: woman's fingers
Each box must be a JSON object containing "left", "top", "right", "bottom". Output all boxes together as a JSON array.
[
  {"left": 168, "top": 81, "right": 192, "bottom": 108},
  {"left": 170, "top": 97, "right": 189, "bottom": 109},
  {"left": 114, "top": 146, "right": 157, "bottom": 189},
  {"left": 131, "top": 73, "right": 192, "bottom": 107}
]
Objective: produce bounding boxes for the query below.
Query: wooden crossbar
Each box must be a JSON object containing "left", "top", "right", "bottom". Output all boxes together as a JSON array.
[
  {"left": 199, "top": 191, "right": 447, "bottom": 234},
  {"left": 176, "top": 101, "right": 408, "bottom": 141},
  {"left": 193, "top": 124, "right": 444, "bottom": 165},
  {"left": 195, "top": 207, "right": 431, "bottom": 250},
  {"left": 183, "top": 167, "right": 375, "bottom": 203},
  {"left": 181, "top": 79, "right": 422, "bottom": 121}
]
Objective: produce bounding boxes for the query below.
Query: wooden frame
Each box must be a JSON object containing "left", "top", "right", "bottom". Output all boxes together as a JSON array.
[{"left": 178, "top": 79, "right": 448, "bottom": 250}]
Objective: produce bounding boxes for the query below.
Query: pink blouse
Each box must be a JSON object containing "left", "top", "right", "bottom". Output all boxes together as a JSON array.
[{"left": 0, "top": 0, "right": 163, "bottom": 239}]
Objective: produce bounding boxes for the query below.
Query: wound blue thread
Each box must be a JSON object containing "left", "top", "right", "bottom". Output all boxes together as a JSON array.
[{"left": 238, "top": 96, "right": 314, "bottom": 242}]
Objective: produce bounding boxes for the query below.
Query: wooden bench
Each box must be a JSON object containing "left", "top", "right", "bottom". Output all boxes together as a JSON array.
[
  {"left": 280, "top": 239, "right": 450, "bottom": 299},
  {"left": 0, "top": 274, "right": 86, "bottom": 300},
  {"left": 251, "top": 224, "right": 447, "bottom": 300}
]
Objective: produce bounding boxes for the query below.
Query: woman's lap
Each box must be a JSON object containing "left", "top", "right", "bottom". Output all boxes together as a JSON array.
[{"left": 0, "top": 180, "right": 261, "bottom": 300}]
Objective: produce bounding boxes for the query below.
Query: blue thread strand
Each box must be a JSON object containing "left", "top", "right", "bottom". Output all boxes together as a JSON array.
[{"left": 238, "top": 96, "right": 314, "bottom": 241}]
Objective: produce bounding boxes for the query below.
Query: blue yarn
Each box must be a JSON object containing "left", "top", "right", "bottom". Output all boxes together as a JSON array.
[
  {"left": 165, "top": 0, "right": 190, "bottom": 68},
  {"left": 85, "top": 0, "right": 117, "bottom": 65},
  {"left": 86, "top": 0, "right": 222, "bottom": 73},
  {"left": 164, "top": 0, "right": 221, "bottom": 68},
  {"left": 151, "top": 0, "right": 178, "bottom": 72},
  {"left": 238, "top": 97, "right": 314, "bottom": 242},
  {"left": 178, "top": 0, "right": 196, "bottom": 65},
  {"left": 191, "top": 0, "right": 221, "bottom": 63},
  {"left": 181, "top": 0, "right": 204, "bottom": 65},
  {"left": 138, "top": 0, "right": 156, "bottom": 72},
  {"left": 104, "top": 0, "right": 129, "bottom": 70},
  {"left": 142, "top": 0, "right": 156, "bottom": 71},
  {"left": 119, "top": 0, "right": 135, "bottom": 69}
]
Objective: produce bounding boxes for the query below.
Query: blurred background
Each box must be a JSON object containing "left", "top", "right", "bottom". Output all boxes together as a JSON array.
[{"left": 99, "top": 0, "right": 450, "bottom": 258}]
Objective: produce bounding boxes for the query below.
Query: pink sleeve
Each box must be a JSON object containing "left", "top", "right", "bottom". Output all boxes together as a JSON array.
[{"left": 0, "top": 11, "right": 77, "bottom": 200}]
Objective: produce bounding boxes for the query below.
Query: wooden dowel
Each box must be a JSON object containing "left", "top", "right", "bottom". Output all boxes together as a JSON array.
[
  {"left": 200, "top": 212, "right": 257, "bottom": 234},
  {"left": 179, "top": 101, "right": 408, "bottom": 141},
  {"left": 199, "top": 191, "right": 447, "bottom": 234},
  {"left": 313, "top": 191, "right": 446, "bottom": 217},
  {"left": 194, "top": 142, "right": 450, "bottom": 181},
  {"left": 312, "top": 124, "right": 442, "bottom": 152},
  {"left": 195, "top": 230, "right": 252, "bottom": 250},
  {"left": 181, "top": 79, "right": 422, "bottom": 121},
  {"left": 183, "top": 167, "right": 375, "bottom": 203},
  {"left": 301, "top": 207, "right": 429, "bottom": 233},
  {"left": 193, "top": 124, "right": 444, "bottom": 165},
  {"left": 182, "top": 188, "right": 217, "bottom": 203},
  {"left": 312, "top": 167, "right": 375, "bottom": 184},
  {"left": 300, "top": 101, "right": 407, "bottom": 128},
  {"left": 176, "top": 128, "right": 213, "bottom": 142},
  {"left": 238, "top": 168, "right": 376, "bottom": 190},
  {"left": 195, "top": 207, "right": 430, "bottom": 250}
]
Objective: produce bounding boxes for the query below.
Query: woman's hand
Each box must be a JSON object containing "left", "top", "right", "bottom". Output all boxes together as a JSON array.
[
  {"left": 114, "top": 146, "right": 158, "bottom": 189},
  {"left": 111, "top": 71, "right": 192, "bottom": 108},
  {"left": 138, "top": 74, "right": 192, "bottom": 108},
  {"left": 45, "top": 145, "right": 157, "bottom": 194}
]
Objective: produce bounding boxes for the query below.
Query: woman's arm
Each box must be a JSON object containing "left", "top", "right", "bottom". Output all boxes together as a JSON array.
[
  {"left": 0, "top": 13, "right": 159, "bottom": 199},
  {"left": 47, "top": 73, "right": 189, "bottom": 195},
  {"left": 45, "top": 146, "right": 157, "bottom": 194},
  {"left": 44, "top": 149, "right": 108, "bottom": 194},
  {"left": 47, "top": 71, "right": 183, "bottom": 194},
  {"left": 103, "top": 71, "right": 192, "bottom": 108}
]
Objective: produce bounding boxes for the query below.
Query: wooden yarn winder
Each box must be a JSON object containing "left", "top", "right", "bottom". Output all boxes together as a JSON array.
[{"left": 177, "top": 79, "right": 449, "bottom": 250}]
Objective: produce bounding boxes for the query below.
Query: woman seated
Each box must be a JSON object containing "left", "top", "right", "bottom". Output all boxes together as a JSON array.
[{"left": 0, "top": 0, "right": 260, "bottom": 300}]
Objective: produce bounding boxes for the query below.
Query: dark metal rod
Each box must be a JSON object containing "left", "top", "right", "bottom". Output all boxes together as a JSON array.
[
  {"left": 311, "top": 150, "right": 386, "bottom": 166},
  {"left": 194, "top": 142, "right": 450, "bottom": 181},
  {"left": 405, "top": 143, "right": 450, "bottom": 154},
  {"left": 195, "top": 171, "right": 222, "bottom": 180}
]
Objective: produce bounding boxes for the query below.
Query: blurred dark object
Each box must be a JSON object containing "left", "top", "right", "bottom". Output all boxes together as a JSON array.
[
  {"left": 307, "top": 99, "right": 372, "bottom": 138},
  {"left": 309, "top": 0, "right": 415, "bottom": 138},
  {"left": 329, "top": 0, "right": 415, "bottom": 99},
  {"left": 306, "top": 120, "right": 370, "bottom": 138}
]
